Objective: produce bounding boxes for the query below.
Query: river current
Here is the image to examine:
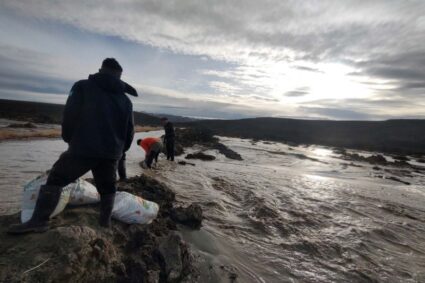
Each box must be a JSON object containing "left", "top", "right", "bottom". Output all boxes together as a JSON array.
[{"left": 1, "top": 131, "right": 425, "bottom": 282}]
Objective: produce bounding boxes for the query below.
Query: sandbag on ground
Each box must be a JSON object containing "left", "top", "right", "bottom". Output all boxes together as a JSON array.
[
  {"left": 68, "top": 178, "right": 100, "bottom": 205},
  {"left": 112, "top": 191, "right": 159, "bottom": 224},
  {"left": 21, "top": 173, "right": 72, "bottom": 223},
  {"left": 21, "top": 174, "right": 159, "bottom": 225}
]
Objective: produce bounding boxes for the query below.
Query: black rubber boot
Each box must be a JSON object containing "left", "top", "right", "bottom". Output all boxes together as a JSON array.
[
  {"left": 8, "top": 185, "right": 62, "bottom": 234},
  {"left": 99, "top": 193, "right": 115, "bottom": 228}
]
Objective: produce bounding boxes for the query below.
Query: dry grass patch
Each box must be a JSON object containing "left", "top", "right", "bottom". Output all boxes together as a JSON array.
[
  {"left": 0, "top": 128, "right": 61, "bottom": 141},
  {"left": 0, "top": 125, "right": 160, "bottom": 141}
]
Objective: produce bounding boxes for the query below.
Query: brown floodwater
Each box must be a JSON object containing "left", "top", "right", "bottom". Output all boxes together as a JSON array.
[{"left": 1, "top": 132, "right": 425, "bottom": 282}]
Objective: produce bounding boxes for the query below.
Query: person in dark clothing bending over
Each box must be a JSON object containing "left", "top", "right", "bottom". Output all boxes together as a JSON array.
[
  {"left": 8, "top": 58, "right": 136, "bottom": 234},
  {"left": 161, "top": 117, "right": 175, "bottom": 161}
]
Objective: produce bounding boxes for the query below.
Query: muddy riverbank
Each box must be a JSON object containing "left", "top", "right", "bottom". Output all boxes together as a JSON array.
[{"left": 0, "top": 175, "right": 206, "bottom": 283}]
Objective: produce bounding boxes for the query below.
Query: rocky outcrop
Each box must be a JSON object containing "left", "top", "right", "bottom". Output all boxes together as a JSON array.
[
  {"left": 393, "top": 155, "right": 410, "bottom": 162},
  {"left": 171, "top": 204, "right": 203, "bottom": 229},
  {"left": 211, "top": 143, "right": 242, "bottom": 161},
  {"left": 0, "top": 175, "right": 203, "bottom": 283},
  {"left": 185, "top": 152, "right": 216, "bottom": 161},
  {"left": 177, "top": 161, "right": 195, "bottom": 166},
  {"left": 174, "top": 128, "right": 243, "bottom": 160},
  {"left": 343, "top": 153, "right": 389, "bottom": 165}
]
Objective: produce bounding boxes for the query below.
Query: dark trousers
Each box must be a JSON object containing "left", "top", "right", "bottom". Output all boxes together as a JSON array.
[
  {"left": 166, "top": 139, "right": 175, "bottom": 161},
  {"left": 118, "top": 153, "right": 126, "bottom": 180},
  {"left": 46, "top": 151, "right": 118, "bottom": 195},
  {"left": 146, "top": 150, "right": 160, "bottom": 168}
]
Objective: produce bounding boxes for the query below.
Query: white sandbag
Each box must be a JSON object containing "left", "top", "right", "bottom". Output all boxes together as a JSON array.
[
  {"left": 112, "top": 191, "right": 159, "bottom": 224},
  {"left": 68, "top": 179, "right": 100, "bottom": 205},
  {"left": 21, "top": 173, "right": 72, "bottom": 223}
]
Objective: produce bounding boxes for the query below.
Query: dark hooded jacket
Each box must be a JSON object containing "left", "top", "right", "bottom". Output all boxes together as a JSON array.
[
  {"left": 62, "top": 73, "right": 134, "bottom": 159},
  {"left": 164, "top": 121, "right": 175, "bottom": 141}
]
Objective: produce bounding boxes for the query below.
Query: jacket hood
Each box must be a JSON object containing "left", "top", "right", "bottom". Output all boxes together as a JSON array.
[
  {"left": 123, "top": 82, "right": 138, "bottom": 97},
  {"left": 89, "top": 73, "right": 125, "bottom": 94},
  {"left": 89, "top": 73, "right": 139, "bottom": 97}
]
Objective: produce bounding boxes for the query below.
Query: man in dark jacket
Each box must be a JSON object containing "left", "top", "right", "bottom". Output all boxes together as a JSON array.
[
  {"left": 161, "top": 117, "right": 175, "bottom": 161},
  {"left": 8, "top": 58, "right": 136, "bottom": 234}
]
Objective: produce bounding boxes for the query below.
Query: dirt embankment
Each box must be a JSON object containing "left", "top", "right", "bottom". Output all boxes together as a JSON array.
[{"left": 0, "top": 175, "right": 203, "bottom": 283}]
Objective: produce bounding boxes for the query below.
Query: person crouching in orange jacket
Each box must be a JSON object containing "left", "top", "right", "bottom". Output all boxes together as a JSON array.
[{"left": 137, "top": 137, "right": 162, "bottom": 168}]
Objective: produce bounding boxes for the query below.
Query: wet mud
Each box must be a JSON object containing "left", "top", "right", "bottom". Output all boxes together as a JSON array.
[{"left": 0, "top": 175, "right": 203, "bottom": 283}]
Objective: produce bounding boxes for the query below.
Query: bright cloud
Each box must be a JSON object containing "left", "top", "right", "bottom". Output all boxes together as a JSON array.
[{"left": 0, "top": 1, "right": 424, "bottom": 119}]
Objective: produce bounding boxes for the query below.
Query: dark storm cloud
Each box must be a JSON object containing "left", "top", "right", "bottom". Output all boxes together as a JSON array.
[
  {"left": 133, "top": 88, "right": 268, "bottom": 119},
  {"left": 352, "top": 51, "right": 425, "bottom": 94},
  {"left": 299, "top": 106, "right": 373, "bottom": 120},
  {"left": 0, "top": 49, "right": 73, "bottom": 95},
  {"left": 0, "top": 70, "right": 71, "bottom": 95}
]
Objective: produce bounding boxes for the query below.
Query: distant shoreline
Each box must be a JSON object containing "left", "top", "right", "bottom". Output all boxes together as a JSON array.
[
  {"left": 2, "top": 98, "right": 424, "bottom": 155},
  {"left": 0, "top": 124, "right": 160, "bottom": 142}
]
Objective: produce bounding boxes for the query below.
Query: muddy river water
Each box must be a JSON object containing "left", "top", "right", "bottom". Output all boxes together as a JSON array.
[{"left": 1, "top": 131, "right": 425, "bottom": 282}]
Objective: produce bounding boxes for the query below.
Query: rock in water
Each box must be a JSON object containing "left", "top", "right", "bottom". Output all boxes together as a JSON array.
[
  {"left": 171, "top": 204, "right": 203, "bottom": 229},
  {"left": 177, "top": 161, "right": 196, "bottom": 166},
  {"left": 174, "top": 128, "right": 243, "bottom": 160},
  {"left": 185, "top": 152, "right": 216, "bottom": 161},
  {"left": 212, "top": 143, "right": 243, "bottom": 160}
]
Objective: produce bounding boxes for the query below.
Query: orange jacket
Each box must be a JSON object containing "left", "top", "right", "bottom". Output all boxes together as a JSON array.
[{"left": 139, "top": 137, "right": 160, "bottom": 153}]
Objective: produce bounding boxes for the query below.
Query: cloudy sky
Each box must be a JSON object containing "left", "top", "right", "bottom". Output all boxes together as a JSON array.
[{"left": 0, "top": 1, "right": 424, "bottom": 120}]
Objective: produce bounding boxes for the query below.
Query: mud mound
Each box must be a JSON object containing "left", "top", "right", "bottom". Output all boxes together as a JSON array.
[
  {"left": 118, "top": 175, "right": 175, "bottom": 211},
  {"left": 211, "top": 143, "right": 242, "bottom": 161},
  {"left": 393, "top": 155, "right": 410, "bottom": 162},
  {"left": 343, "top": 153, "right": 388, "bottom": 165},
  {"left": 0, "top": 175, "right": 202, "bottom": 283},
  {"left": 175, "top": 128, "right": 243, "bottom": 160},
  {"left": 171, "top": 204, "right": 203, "bottom": 228},
  {"left": 339, "top": 152, "right": 425, "bottom": 173},
  {"left": 177, "top": 161, "right": 195, "bottom": 166},
  {"left": 268, "top": 150, "right": 327, "bottom": 164},
  {"left": 175, "top": 128, "right": 218, "bottom": 147},
  {"left": 185, "top": 152, "right": 216, "bottom": 161}
]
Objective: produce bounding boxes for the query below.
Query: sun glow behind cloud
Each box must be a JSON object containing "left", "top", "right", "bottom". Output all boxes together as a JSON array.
[{"left": 0, "top": 1, "right": 424, "bottom": 119}]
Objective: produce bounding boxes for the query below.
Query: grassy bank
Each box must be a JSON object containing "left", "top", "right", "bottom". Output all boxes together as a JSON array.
[{"left": 0, "top": 126, "right": 161, "bottom": 142}]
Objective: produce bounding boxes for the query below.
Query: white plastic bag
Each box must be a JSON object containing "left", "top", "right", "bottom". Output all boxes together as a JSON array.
[
  {"left": 112, "top": 191, "right": 159, "bottom": 224},
  {"left": 68, "top": 179, "right": 100, "bottom": 205},
  {"left": 21, "top": 173, "right": 72, "bottom": 223}
]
